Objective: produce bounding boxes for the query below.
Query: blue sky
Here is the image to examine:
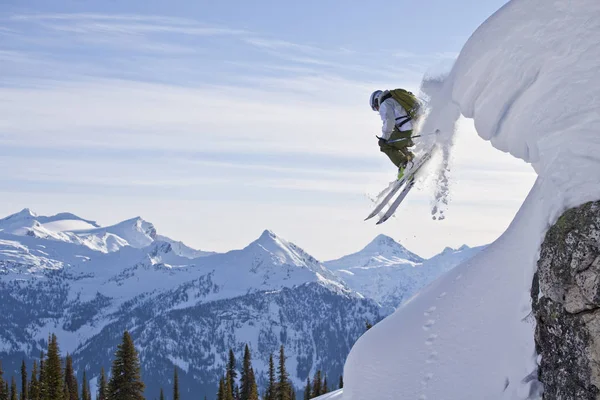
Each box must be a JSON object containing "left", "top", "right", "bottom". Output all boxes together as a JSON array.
[{"left": 0, "top": 0, "right": 536, "bottom": 259}]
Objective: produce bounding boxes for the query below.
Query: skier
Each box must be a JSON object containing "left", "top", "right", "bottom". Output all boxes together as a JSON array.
[{"left": 370, "top": 89, "right": 420, "bottom": 180}]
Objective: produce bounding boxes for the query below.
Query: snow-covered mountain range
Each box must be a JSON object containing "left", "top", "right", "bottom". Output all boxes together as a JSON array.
[{"left": 0, "top": 208, "right": 479, "bottom": 398}]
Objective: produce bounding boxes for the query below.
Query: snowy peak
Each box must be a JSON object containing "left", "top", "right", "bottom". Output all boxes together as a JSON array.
[
  {"left": 0, "top": 209, "right": 100, "bottom": 237},
  {"left": 0, "top": 208, "right": 37, "bottom": 222},
  {"left": 0, "top": 208, "right": 38, "bottom": 234},
  {"left": 325, "top": 234, "right": 423, "bottom": 270},
  {"left": 208, "top": 229, "right": 344, "bottom": 293},
  {"left": 246, "top": 229, "right": 322, "bottom": 270},
  {"left": 258, "top": 229, "right": 278, "bottom": 242},
  {"left": 38, "top": 213, "right": 100, "bottom": 230},
  {"left": 250, "top": 230, "right": 296, "bottom": 257},
  {"left": 72, "top": 216, "right": 157, "bottom": 249},
  {"left": 362, "top": 234, "right": 423, "bottom": 262}
]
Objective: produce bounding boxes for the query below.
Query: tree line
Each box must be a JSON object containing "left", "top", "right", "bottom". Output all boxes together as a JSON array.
[
  {"left": 214, "top": 344, "right": 341, "bottom": 400},
  {"left": 0, "top": 333, "right": 342, "bottom": 400},
  {"left": 0, "top": 331, "right": 143, "bottom": 400}
]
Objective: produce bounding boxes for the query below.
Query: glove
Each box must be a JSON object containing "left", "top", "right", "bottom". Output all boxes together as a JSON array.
[{"left": 378, "top": 137, "right": 387, "bottom": 147}]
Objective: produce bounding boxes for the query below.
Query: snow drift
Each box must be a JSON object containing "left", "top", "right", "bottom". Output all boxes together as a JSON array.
[{"left": 340, "top": 0, "right": 600, "bottom": 399}]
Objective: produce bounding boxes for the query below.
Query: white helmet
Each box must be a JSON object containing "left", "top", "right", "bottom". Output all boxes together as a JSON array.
[{"left": 369, "top": 90, "right": 383, "bottom": 111}]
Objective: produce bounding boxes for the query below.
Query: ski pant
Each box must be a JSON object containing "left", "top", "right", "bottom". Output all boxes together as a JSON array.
[{"left": 379, "top": 129, "right": 414, "bottom": 168}]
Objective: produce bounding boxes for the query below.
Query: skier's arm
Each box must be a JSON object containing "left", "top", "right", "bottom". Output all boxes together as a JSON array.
[{"left": 379, "top": 101, "right": 395, "bottom": 140}]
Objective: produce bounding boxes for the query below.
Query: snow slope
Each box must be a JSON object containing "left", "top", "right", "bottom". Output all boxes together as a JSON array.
[
  {"left": 0, "top": 208, "right": 96, "bottom": 243},
  {"left": 155, "top": 235, "right": 215, "bottom": 258},
  {"left": 70, "top": 217, "right": 156, "bottom": 249},
  {"left": 341, "top": 1, "right": 600, "bottom": 399}
]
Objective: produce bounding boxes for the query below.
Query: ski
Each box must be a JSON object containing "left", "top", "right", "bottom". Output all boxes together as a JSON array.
[
  {"left": 364, "top": 179, "right": 406, "bottom": 221},
  {"left": 375, "top": 178, "right": 416, "bottom": 225},
  {"left": 365, "top": 151, "right": 433, "bottom": 221},
  {"left": 375, "top": 151, "right": 434, "bottom": 225}
]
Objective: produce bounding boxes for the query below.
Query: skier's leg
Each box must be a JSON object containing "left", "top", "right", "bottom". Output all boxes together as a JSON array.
[
  {"left": 379, "top": 129, "right": 414, "bottom": 179},
  {"left": 389, "top": 129, "right": 414, "bottom": 167},
  {"left": 379, "top": 144, "right": 403, "bottom": 168}
]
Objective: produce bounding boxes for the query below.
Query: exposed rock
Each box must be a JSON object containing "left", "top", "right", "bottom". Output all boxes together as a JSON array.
[{"left": 532, "top": 201, "right": 600, "bottom": 399}]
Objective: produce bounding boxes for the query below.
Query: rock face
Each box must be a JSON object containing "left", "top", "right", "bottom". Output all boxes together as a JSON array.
[{"left": 532, "top": 201, "right": 600, "bottom": 399}]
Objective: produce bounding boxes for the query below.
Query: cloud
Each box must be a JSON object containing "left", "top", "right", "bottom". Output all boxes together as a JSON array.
[
  {"left": 10, "top": 13, "right": 247, "bottom": 35},
  {"left": 242, "top": 37, "right": 324, "bottom": 54},
  {"left": 0, "top": 76, "right": 385, "bottom": 158},
  {"left": 38, "top": 21, "right": 246, "bottom": 37},
  {"left": 5, "top": 12, "right": 247, "bottom": 56}
]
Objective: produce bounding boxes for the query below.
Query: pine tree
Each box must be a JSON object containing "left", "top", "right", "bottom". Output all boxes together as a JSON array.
[
  {"left": 311, "top": 371, "right": 321, "bottom": 398},
  {"left": 38, "top": 352, "right": 45, "bottom": 400},
  {"left": 80, "top": 371, "right": 89, "bottom": 400},
  {"left": 3, "top": 382, "right": 8, "bottom": 400},
  {"left": 85, "top": 375, "right": 92, "bottom": 400},
  {"left": 107, "top": 331, "right": 145, "bottom": 400},
  {"left": 265, "top": 354, "right": 276, "bottom": 400},
  {"left": 45, "top": 334, "right": 64, "bottom": 400},
  {"left": 322, "top": 375, "right": 328, "bottom": 394},
  {"left": 217, "top": 378, "right": 225, "bottom": 400},
  {"left": 246, "top": 368, "right": 258, "bottom": 400},
  {"left": 223, "top": 374, "right": 234, "bottom": 400},
  {"left": 62, "top": 380, "right": 70, "bottom": 400},
  {"left": 97, "top": 368, "right": 107, "bottom": 400},
  {"left": 289, "top": 388, "right": 295, "bottom": 400},
  {"left": 338, "top": 375, "right": 343, "bottom": 390},
  {"left": 276, "top": 345, "right": 290, "bottom": 400},
  {"left": 227, "top": 349, "right": 237, "bottom": 398},
  {"left": 302, "top": 377, "right": 310, "bottom": 400},
  {"left": 0, "top": 361, "right": 6, "bottom": 400},
  {"left": 10, "top": 377, "right": 17, "bottom": 400},
  {"left": 158, "top": 388, "right": 164, "bottom": 400},
  {"left": 240, "top": 345, "right": 258, "bottom": 400},
  {"left": 365, "top": 320, "right": 373, "bottom": 331},
  {"left": 29, "top": 361, "right": 40, "bottom": 400},
  {"left": 172, "top": 367, "right": 179, "bottom": 400},
  {"left": 20, "top": 360, "right": 27, "bottom": 400},
  {"left": 64, "top": 355, "right": 78, "bottom": 400}
]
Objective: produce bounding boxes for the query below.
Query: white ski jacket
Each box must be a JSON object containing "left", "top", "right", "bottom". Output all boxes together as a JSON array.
[{"left": 378, "top": 92, "right": 414, "bottom": 140}]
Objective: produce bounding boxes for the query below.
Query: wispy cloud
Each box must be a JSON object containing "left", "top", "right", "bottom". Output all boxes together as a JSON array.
[
  {"left": 0, "top": 50, "right": 41, "bottom": 64},
  {"left": 10, "top": 13, "right": 247, "bottom": 35},
  {"left": 242, "top": 37, "right": 324, "bottom": 54},
  {"left": 5, "top": 12, "right": 247, "bottom": 56},
  {"left": 36, "top": 21, "right": 246, "bottom": 37},
  {"left": 0, "top": 76, "right": 379, "bottom": 158}
]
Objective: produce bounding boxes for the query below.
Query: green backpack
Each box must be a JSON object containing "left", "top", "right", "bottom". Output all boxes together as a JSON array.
[{"left": 381, "top": 88, "right": 421, "bottom": 121}]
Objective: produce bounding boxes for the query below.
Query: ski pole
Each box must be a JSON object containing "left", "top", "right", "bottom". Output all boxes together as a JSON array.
[{"left": 382, "top": 129, "right": 440, "bottom": 144}]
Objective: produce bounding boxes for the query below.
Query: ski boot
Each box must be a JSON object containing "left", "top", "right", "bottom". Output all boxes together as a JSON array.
[
  {"left": 397, "top": 154, "right": 415, "bottom": 181},
  {"left": 397, "top": 165, "right": 406, "bottom": 180}
]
